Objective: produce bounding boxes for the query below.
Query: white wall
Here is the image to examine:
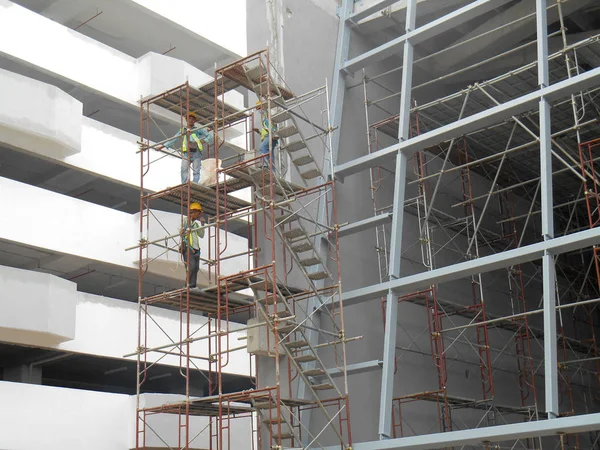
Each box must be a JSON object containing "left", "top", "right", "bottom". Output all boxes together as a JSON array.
[
  {"left": 0, "top": 383, "right": 253, "bottom": 450},
  {"left": 0, "top": 178, "right": 249, "bottom": 281},
  {"left": 59, "top": 291, "right": 251, "bottom": 376},
  {"left": 0, "top": 381, "right": 134, "bottom": 450},
  {"left": 0, "top": 67, "right": 81, "bottom": 159},
  {"left": 133, "top": 0, "right": 247, "bottom": 57},
  {"left": 0, "top": 266, "right": 251, "bottom": 376},
  {"left": 73, "top": 117, "right": 181, "bottom": 191},
  {"left": 0, "top": 0, "right": 242, "bottom": 114},
  {"left": 0, "top": 265, "right": 76, "bottom": 347}
]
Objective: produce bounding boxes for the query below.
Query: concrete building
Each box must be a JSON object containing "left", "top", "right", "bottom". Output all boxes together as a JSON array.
[
  {"left": 4, "top": 0, "right": 600, "bottom": 450},
  {"left": 0, "top": 1, "right": 252, "bottom": 448}
]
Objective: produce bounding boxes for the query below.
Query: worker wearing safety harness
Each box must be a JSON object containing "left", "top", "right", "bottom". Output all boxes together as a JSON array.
[
  {"left": 254, "top": 100, "right": 279, "bottom": 172},
  {"left": 165, "top": 112, "right": 213, "bottom": 184},
  {"left": 180, "top": 202, "right": 205, "bottom": 289}
]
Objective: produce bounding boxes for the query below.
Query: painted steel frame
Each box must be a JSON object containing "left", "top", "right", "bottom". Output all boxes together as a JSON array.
[{"left": 325, "top": 0, "right": 600, "bottom": 448}]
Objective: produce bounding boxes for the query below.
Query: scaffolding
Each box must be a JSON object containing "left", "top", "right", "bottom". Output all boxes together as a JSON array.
[
  {"left": 133, "top": 49, "right": 352, "bottom": 450},
  {"left": 349, "top": 1, "right": 600, "bottom": 447}
]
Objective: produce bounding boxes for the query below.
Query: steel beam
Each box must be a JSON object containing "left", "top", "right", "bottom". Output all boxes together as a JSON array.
[
  {"left": 311, "top": 413, "right": 600, "bottom": 450},
  {"left": 338, "top": 213, "right": 393, "bottom": 238},
  {"left": 342, "top": 0, "right": 512, "bottom": 74},
  {"left": 330, "top": 0, "right": 353, "bottom": 167},
  {"left": 334, "top": 66, "right": 600, "bottom": 180},
  {"left": 325, "top": 359, "right": 383, "bottom": 377},
  {"left": 337, "top": 226, "right": 600, "bottom": 307}
]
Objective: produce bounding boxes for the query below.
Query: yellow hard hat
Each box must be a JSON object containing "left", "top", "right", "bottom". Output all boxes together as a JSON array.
[
  {"left": 188, "top": 112, "right": 198, "bottom": 120},
  {"left": 190, "top": 202, "right": 203, "bottom": 212}
]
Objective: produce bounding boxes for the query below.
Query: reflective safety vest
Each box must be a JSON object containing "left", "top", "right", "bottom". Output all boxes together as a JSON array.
[
  {"left": 183, "top": 218, "right": 204, "bottom": 251},
  {"left": 182, "top": 128, "right": 204, "bottom": 153},
  {"left": 260, "top": 116, "right": 277, "bottom": 140}
]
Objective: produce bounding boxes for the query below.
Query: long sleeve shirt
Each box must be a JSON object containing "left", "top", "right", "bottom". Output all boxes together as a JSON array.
[
  {"left": 165, "top": 127, "right": 213, "bottom": 153},
  {"left": 182, "top": 218, "right": 205, "bottom": 251}
]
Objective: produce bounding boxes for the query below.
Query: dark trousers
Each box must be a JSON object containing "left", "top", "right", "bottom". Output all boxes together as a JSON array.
[{"left": 183, "top": 247, "right": 200, "bottom": 288}]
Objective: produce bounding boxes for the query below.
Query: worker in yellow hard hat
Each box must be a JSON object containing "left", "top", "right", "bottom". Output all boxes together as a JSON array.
[
  {"left": 254, "top": 99, "right": 279, "bottom": 172},
  {"left": 164, "top": 111, "right": 213, "bottom": 184},
  {"left": 180, "top": 202, "right": 205, "bottom": 290}
]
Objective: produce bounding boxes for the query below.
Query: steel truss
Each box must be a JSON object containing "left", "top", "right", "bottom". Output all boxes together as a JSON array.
[
  {"left": 329, "top": 0, "right": 600, "bottom": 449},
  {"left": 133, "top": 49, "right": 352, "bottom": 450}
]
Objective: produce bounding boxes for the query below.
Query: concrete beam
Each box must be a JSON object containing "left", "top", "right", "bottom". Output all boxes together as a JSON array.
[
  {"left": 342, "top": 0, "right": 511, "bottom": 73},
  {"left": 348, "top": 0, "right": 400, "bottom": 24},
  {"left": 339, "top": 226, "right": 600, "bottom": 307},
  {"left": 312, "top": 412, "right": 600, "bottom": 450},
  {"left": 334, "top": 66, "right": 600, "bottom": 179}
]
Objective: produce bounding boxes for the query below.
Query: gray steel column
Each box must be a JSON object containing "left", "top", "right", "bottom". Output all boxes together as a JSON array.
[
  {"left": 536, "top": 0, "right": 558, "bottom": 418},
  {"left": 378, "top": 0, "right": 417, "bottom": 439},
  {"left": 329, "top": 0, "right": 353, "bottom": 167}
]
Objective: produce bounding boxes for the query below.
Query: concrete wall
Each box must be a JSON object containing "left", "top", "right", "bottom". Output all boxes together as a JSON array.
[
  {"left": 0, "top": 67, "right": 82, "bottom": 159},
  {"left": 0, "top": 265, "right": 251, "bottom": 376},
  {"left": 0, "top": 381, "right": 134, "bottom": 450},
  {"left": 0, "top": 265, "right": 76, "bottom": 347},
  {"left": 0, "top": 382, "right": 253, "bottom": 450},
  {"left": 0, "top": 177, "right": 249, "bottom": 282},
  {"left": 62, "top": 291, "right": 251, "bottom": 376},
  {"left": 0, "top": 0, "right": 242, "bottom": 117},
  {"left": 131, "top": 0, "right": 247, "bottom": 57}
]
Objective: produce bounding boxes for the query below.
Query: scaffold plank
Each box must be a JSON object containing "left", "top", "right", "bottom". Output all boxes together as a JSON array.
[
  {"left": 151, "top": 80, "right": 248, "bottom": 128},
  {"left": 146, "top": 182, "right": 250, "bottom": 217}
]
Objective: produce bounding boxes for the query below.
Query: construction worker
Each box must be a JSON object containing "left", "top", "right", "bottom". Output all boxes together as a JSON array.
[
  {"left": 165, "top": 112, "right": 213, "bottom": 184},
  {"left": 254, "top": 100, "right": 279, "bottom": 172},
  {"left": 181, "top": 202, "right": 205, "bottom": 289}
]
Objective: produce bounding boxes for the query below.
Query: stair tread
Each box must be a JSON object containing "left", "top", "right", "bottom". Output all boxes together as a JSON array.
[
  {"left": 308, "top": 271, "right": 329, "bottom": 280},
  {"left": 283, "top": 141, "right": 307, "bottom": 153},
  {"left": 275, "top": 213, "right": 298, "bottom": 224},
  {"left": 303, "top": 368, "right": 326, "bottom": 377},
  {"left": 283, "top": 228, "right": 306, "bottom": 239},
  {"left": 291, "top": 242, "right": 313, "bottom": 253},
  {"left": 293, "top": 155, "right": 314, "bottom": 166},
  {"left": 285, "top": 339, "right": 309, "bottom": 349},
  {"left": 301, "top": 169, "right": 321, "bottom": 180},
  {"left": 278, "top": 125, "right": 299, "bottom": 138},
  {"left": 278, "top": 324, "right": 297, "bottom": 334},
  {"left": 300, "top": 257, "right": 322, "bottom": 267},
  {"left": 294, "top": 354, "right": 317, "bottom": 363},
  {"left": 311, "top": 383, "right": 334, "bottom": 391}
]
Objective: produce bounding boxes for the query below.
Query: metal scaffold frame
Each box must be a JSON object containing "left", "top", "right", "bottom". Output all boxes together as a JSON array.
[
  {"left": 327, "top": 0, "right": 600, "bottom": 449},
  {"left": 132, "top": 49, "right": 353, "bottom": 450}
]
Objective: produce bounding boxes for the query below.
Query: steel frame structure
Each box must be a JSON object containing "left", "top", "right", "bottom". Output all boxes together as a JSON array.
[
  {"left": 326, "top": 0, "right": 600, "bottom": 449},
  {"left": 133, "top": 49, "right": 353, "bottom": 450}
]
